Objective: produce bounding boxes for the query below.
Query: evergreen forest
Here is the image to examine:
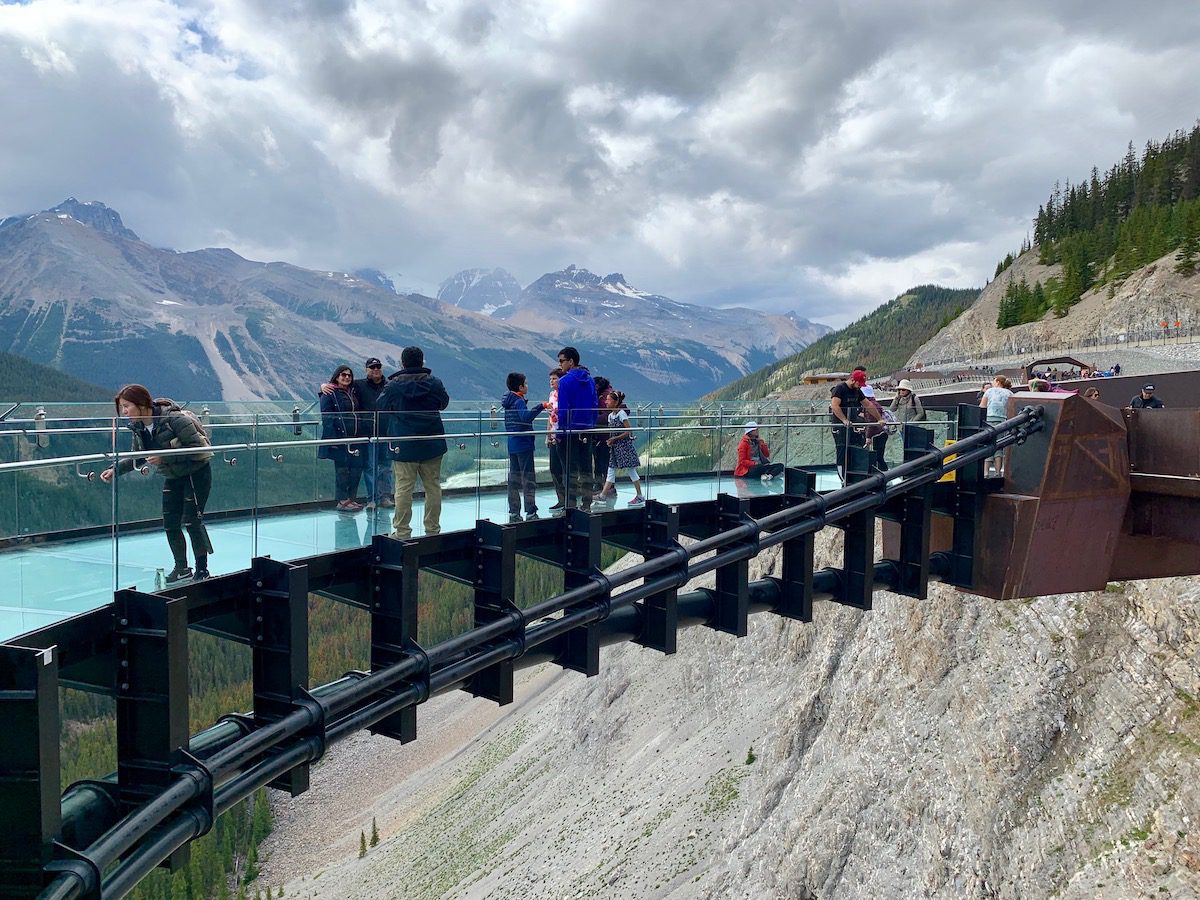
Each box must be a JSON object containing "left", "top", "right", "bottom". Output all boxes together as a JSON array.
[
  {"left": 55, "top": 548, "right": 618, "bottom": 899},
  {"left": 710, "top": 285, "right": 979, "bottom": 402},
  {"left": 997, "top": 123, "right": 1200, "bottom": 328},
  {"left": 0, "top": 349, "right": 111, "bottom": 403}
]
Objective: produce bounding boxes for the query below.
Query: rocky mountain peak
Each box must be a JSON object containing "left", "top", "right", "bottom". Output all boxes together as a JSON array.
[
  {"left": 47, "top": 198, "right": 140, "bottom": 241},
  {"left": 353, "top": 268, "right": 397, "bottom": 293},
  {"left": 437, "top": 267, "right": 522, "bottom": 315}
]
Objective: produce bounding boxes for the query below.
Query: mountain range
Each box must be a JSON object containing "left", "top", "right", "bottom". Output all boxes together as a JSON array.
[{"left": 0, "top": 200, "right": 830, "bottom": 402}]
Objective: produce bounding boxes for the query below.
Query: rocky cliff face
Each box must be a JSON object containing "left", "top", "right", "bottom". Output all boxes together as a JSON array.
[
  {"left": 262, "top": 531, "right": 1200, "bottom": 899},
  {"left": 911, "top": 250, "right": 1200, "bottom": 365}
]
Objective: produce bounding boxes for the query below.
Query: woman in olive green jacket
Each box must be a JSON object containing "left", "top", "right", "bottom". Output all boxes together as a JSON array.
[{"left": 101, "top": 384, "right": 214, "bottom": 584}]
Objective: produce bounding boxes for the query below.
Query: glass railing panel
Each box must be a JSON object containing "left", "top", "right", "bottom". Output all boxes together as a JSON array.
[
  {"left": 1, "top": 456, "right": 121, "bottom": 641},
  {"left": 249, "top": 410, "right": 340, "bottom": 561},
  {"left": 435, "top": 411, "right": 482, "bottom": 529},
  {"left": 477, "top": 412, "right": 512, "bottom": 524}
]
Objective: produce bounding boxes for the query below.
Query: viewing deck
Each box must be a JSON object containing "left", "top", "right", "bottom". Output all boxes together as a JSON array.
[{"left": 0, "top": 470, "right": 844, "bottom": 641}]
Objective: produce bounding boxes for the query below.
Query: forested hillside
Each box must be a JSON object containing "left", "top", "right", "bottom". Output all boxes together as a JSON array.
[
  {"left": 0, "top": 349, "right": 110, "bottom": 402},
  {"left": 996, "top": 123, "right": 1200, "bottom": 327},
  {"left": 709, "top": 285, "right": 978, "bottom": 401}
]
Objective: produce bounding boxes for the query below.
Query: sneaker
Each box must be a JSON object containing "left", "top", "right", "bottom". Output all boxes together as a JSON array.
[
  {"left": 552, "top": 508, "right": 566, "bottom": 518},
  {"left": 627, "top": 495, "right": 645, "bottom": 506},
  {"left": 381, "top": 496, "right": 395, "bottom": 508},
  {"left": 193, "top": 567, "right": 211, "bottom": 581},
  {"left": 508, "top": 514, "right": 523, "bottom": 524},
  {"left": 365, "top": 501, "right": 376, "bottom": 510},
  {"left": 165, "top": 565, "right": 193, "bottom": 585},
  {"left": 525, "top": 512, "right": 540, "bottom": 521},
  {"left": 761, "top": 473, "right": 773, "bottom": 482},
  {"left": 549, "top": 501, "right": 564, "bottom": 511}
]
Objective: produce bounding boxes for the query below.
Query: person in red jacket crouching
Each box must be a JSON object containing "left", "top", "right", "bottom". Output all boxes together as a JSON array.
[{"left": 734, "top": 422, "right": 784, "bottom": 481}]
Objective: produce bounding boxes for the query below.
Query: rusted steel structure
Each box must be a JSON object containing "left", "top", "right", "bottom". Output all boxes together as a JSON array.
[{"left": 885, "top": 393, "right": 1200, "bottom": 598}]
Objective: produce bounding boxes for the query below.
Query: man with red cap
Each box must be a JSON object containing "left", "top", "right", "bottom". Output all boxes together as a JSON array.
[{"left": 829, "top": 366, "right": 868, "bottom": 482}]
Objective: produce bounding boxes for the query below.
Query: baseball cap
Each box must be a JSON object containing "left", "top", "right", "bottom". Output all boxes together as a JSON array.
[
  {"left": 743, "top": 421, "right": 759, "bottom": 434},
  {"left": 365, "top": 357, "right": 383, "bottom": 369},
  {"left": 1142, "top": 383, "right": 1155, "bottom": 391}
]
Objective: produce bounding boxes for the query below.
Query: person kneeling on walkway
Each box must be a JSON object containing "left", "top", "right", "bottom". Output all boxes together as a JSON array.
[{"left": 735, "top": 422, "right": 783, "bottom": 481}]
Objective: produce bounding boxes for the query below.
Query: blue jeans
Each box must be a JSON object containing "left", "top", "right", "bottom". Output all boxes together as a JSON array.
[
  {"left": 507, "top": 450, "right": 537, "bottom": 516},
  {"left": 364, "top": 441, "right": 394, "bottom": 503}
]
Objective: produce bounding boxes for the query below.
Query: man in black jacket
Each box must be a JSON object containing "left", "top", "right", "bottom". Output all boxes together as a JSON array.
[
  {"left": 1129, "top": 383, "right": 1164, "bottom": 408},
  {"left": 378, "top": 346, "right": 450, "bottom": 539}
]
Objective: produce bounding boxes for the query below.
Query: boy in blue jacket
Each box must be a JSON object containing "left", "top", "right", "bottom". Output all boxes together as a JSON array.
[{"left": 501, "top": 372, "right": 546, "bottom": 522}]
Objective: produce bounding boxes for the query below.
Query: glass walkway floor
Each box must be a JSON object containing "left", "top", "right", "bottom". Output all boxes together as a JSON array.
[{"left": 0, "top": 472, "right": 843, "bottom": 642}]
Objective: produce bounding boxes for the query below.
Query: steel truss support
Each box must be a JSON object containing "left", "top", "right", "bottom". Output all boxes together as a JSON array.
[{"left": 0, "top": 644, "right": 61, "bottom": 897}]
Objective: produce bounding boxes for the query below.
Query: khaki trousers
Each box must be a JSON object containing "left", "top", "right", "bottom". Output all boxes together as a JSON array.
[{"left": 391, "top": 456, "right": 443, "bottom": 539}]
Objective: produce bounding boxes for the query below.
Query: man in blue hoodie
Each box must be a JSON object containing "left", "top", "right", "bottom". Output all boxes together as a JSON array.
[
  {"left": 554, "top": 346, "right": 597, "bottom": 513},
  {"left": 501, "top": 372, "right": 546, "bottom": 522}
]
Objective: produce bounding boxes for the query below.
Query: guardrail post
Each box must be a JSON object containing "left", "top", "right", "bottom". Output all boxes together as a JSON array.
[
  {"left": 772, "top": 468, "right": 816, "bottom": 621},
  {"left": 891, "top": 425, "right": 937, "bottom": 598},
  {"left": 944, "top": 405, "right": 986, "bottom": 588},
  {"left": 637, "top": 500, "right": 683, "bottom": 654},
  {"left": 465, "top": 521, "right": 520, "bottom": 702},
  {"left": 838, "top": 445, "right": 876, "bottom": 609},
  {"left": 369, "top": 535, "right": 421, "bottom": 742},
  {"left": 559, "top": 509, "right": 605, "bottom": 675},
  {"left": 249, "top": 557, "right": 310, "bottom": 795},
  {"left": 0, "top": 644, "right": 61, "bottom": 898},
  {"left": 114, "top": 589, "right": 189, "bottom": 868},
  {"left": 710, "top": 495, "right": 753, "bottom": 636}
]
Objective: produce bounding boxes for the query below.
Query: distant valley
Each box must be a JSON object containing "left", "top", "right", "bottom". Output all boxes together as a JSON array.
[{"left": 0, "top": 200, "right": 830, "bottom": 402}]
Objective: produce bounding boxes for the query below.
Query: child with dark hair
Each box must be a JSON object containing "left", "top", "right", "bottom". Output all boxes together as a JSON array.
[
  {"left": 593, "top": 391, "right": 644, "bottom": 506},
  {"left": 591, "top": 376, "right": 614, "bottom": 496},
  {"left": 501, "top": 372, "right": 545, "bottom": 522},
  {"left": 546, "top": 368, "right": 566, "bottom": 510}
]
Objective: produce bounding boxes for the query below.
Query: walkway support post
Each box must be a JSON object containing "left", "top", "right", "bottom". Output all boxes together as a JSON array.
[{"left": 0, "top": 644, "right": 61, "bottom": 898}]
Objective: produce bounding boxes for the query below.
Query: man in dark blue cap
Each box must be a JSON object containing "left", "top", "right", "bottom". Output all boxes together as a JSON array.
[{"left": 1129, "top": 384, "right": 1164, "bottom": 408}]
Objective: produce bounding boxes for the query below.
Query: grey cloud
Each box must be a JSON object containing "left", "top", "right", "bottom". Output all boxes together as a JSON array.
[
  {"left": 454, "top": 2, "right": 495, "bottom": 45},
  {"left": 5, "top": 0, "right": 1200, "bottom": 326}
]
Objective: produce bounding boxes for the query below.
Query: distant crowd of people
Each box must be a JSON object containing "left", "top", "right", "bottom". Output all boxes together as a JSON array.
[{"left": 102, "top": 350, "right": 1173, "bottom": 583}]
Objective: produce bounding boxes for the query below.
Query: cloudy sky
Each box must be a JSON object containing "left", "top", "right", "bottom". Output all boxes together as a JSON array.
[{"left": 1, "top": 0, "right": 1198, "bottom": 326}]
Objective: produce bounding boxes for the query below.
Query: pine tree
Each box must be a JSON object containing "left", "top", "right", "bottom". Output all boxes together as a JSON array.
[
  {"left": 1175, "top": 203, "right": 1200, "bottom": 275},
  {"left": 251, "top": 789, "right": 274, "bottom": 845},
  {"left": 359, "top": 832, "right": 367, "bottom": 859},
  {"left": 370, "top": 818, "right": 380, "bottom": 847},
  {"left": 169, "top": 870, "right": 189, "bottom": 900},
  {"left": 244, "top": 844, "right": 259, "bottom": 885}
]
